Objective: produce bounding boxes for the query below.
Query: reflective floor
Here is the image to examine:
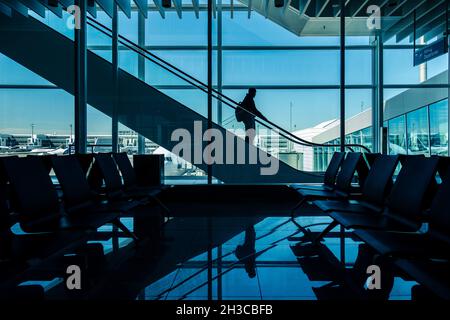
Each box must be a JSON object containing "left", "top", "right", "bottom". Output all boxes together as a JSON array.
[{"left": 133, "top": 216, "right": 417, "bottom": 301}]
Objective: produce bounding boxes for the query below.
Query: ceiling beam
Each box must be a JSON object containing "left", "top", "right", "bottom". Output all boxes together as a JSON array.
[
  {"left": 0, "top": 1, "right": 12, "bottom": 16},
  {"left": 0, "top": 0, "right": 28, "bottom": 16},
  {"left": 87, "top": 1, "right": 96, "bottom": 17},
  {"left": 315, "top": 0, "right": 330, "bottom": 17},
  {"left": 396, "top": 2, "right": 448, "bottom": 42},
  {"left": 298, "top": 0, "right": 311, "bottom": 15},
  {"left": 333, "top": 0, "right": 349, "bottom": 17},
  {"left": 282, "top": 0, "right": 292, "bottom": 15},
  {"left": 37, "top": 0, "right": 63, "bottom": 17},
  {"left": 58, "top": 0, "right": 72, "bottom": 8},
  {"left": 192, "top": 0, "right": 199, "bottom": 18},
  {"left": 263, "top": 0, "right": 269, "bottom": 18},
  {"left": 173, "top": 0, "right": 182, "bottom": 18},
  {"left": 384, "top": 0, "right": 445, "bottom": 42},
  {"left": 95, "top": 0, "right": 114, "bottom": 18},
  {"left": 383, "top": 0, "right": 408, "bottom": 17},
  {"left": 411, "top": 6, "right": 449, "bottom": 41},
  {"left": 115, "top": 0, "right": 131, "bottom": 18},
  {"left": 152, "top": 0, "right": 165, "bottom": 18},
  {"left": 230, "top": 0, "right": 233, "bottom": 18},
  {"left": 423, "top": 23, "right": 446, "bottom": 42},
  {"left": 17, "top": 0, "right": 46, "bottom": 17},
  {"left": 347, "top": 0, "right": 369, "bottom": 17},
  {"left": 398, "top": 0, "right": 427, "bottom": 17},
  {"left": 134, "top": 0, "right": 148, "bottom": 18}
]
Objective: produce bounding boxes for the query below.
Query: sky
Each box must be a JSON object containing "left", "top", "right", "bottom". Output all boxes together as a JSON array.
[{"left": 0, "top": 8, "right": 448, "bottom": 136}]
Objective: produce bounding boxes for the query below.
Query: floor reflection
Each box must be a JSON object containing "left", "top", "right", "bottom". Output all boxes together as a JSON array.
[{"left": 135, "top": 216, "right": 417, "bottom": 300}]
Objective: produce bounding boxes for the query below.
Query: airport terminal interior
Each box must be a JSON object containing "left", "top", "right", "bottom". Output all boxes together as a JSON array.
[{"left": 0, "top": 0, "right": 450, "bottom": 301}]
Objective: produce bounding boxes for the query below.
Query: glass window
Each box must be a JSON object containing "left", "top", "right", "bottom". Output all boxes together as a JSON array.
[
  {"left": 346, "top": 50, "right": 372, "bottom": 85},
  {"left": 429, "top": 99, "right": 449, "bottom": 156},
  {"left": 222, "top": 89, "right": 340, "bottom": 132},
  {"left": 145, "top": 51, "right": 208, "bottom": 85},
  {"left": 406, "top": 107, "right": 430, "bottom": 156},
  {"left": 145, "top": 11, "right": 207, "bottom": 46},
  {"left": 222, "top": 11, "right": 339, "bottom": 46},
  {"left": 384, "top": 49, "right": 448, "bottom": 85},
  {"left": 0, "top": 89, "right": 74, "bottom": 153},
  {"left": 87, "top": 105, "right": 112, "bottom": 153},
  {"left": 388, "top": 115, "right": 407, "bottom": 155},
  {"left": 0, "top": 54, "right": 50, "bottom": 85},
  {"left": 222, "top": 50, "right": 339, "bottom": 85}
]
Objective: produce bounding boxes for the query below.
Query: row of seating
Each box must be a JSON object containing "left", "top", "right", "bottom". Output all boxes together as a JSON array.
[
  {"left": 291, "top": 152, "right": 450, "bottom": 299},
  {"left": 0, "top": 153, "right": 168, "bottom": 297}
]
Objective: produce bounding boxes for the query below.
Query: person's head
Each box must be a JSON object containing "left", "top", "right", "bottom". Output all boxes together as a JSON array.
[{"left": 248, "top": 88, "right": 257, "bottom": 98}]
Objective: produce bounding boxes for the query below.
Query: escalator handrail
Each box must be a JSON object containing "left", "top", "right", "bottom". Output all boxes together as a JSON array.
[{"left": 87, "top": 17, "right": 371, "bottom": 154}]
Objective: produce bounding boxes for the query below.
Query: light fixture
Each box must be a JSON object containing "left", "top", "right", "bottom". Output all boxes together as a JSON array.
[
  {"left": 274, "top": 0, "right": 284, "bottom": 8},
  {"left": 162, "top": 0, "right": 171, "bottom": 8}
]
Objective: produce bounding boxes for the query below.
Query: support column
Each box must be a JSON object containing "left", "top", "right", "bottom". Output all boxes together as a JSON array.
[
  {"left": 217, "top": 0, "right": 223, "bottom": 125},
  {"left": 339, "top": 0, "right": 345, "bottom": 152},
  {"left": 207, "top": 0, "right": 213, "bottom": 184},
  {"left": 339, "top": 0, "right": 346, "bottom": 265},
  {"left": 372, "top": 34, "right": 384, "bottom": 154},
  {"left": 111, "top": 4, "right": 119, "bottom": 153},
  {"left": 138, "top": 11, "right": 146, "bottom": 154},
  {"left": 74, "top": 0, "right": 87, "bottom": 154}
]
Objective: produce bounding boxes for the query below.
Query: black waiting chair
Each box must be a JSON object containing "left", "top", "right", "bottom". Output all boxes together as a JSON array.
[
  {"left": 113, "top": 152, "right": 170, "bottom": 196},
  {"left": 328, "top": 156, "right": 440, "bottom": 234},
  {"left": 75, "top": 153, "right": 94, "bottom": 176},
  {"left": 94, "top": 153, "right": 169, "bottom": 214},
  {"left": 301, "top": 154, "right": 400, "bottom": 244},
  {"left": 351, "top": 162, "right": 450, "bottom": 299},
  {"left": 50, "top": 155, "right": 139, "bottom": 241},
  {"left": 291, "top": 152, "right": 368, "bottom": 216},
  {"left": 291, "top": 151, "right": 345, "bottom": 192},
  {"left": 0, "top": 156, "right": 87, "bottom": 260},
  {"left": 313, "top": 154, "right": 400, "bottom": 214},
  {"left": 353, "top": 160, "right": 450, "bottom": 259}
]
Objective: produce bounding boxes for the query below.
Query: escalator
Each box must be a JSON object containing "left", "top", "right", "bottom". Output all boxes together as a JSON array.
[{"left": 0, "top": 9, "right": 368, "bottom": 183}]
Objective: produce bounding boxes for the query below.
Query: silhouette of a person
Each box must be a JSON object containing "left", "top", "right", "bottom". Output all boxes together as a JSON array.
[
  {"left": 235, "top": 226, "right": 257, "bottom": 278},
  {"left": 239, "top": 88, "right": 267, "bottom": 144}
]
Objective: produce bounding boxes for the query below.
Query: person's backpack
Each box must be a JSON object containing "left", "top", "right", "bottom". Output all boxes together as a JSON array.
[{"left": 235, "top": 102, "right": 246, "bottom": 123}]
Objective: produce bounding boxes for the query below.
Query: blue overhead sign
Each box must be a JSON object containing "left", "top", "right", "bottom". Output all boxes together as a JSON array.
[{"left": 414, "top": 37, "right": 448, "bottom": 66}]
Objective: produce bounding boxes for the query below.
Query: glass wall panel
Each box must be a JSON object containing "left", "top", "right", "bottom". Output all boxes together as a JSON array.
[
  {"left": 0, "top": 54, "right": 50, "bottom": 85},
  {"left": 145, "top": 11, "right": 207, "bottom": 46},
  {"left": 429, "top": 100, "right": 449, "bottom": 156},
  {"left": 0, "top": 89, "right": 74, "bottom": 154},
  {"left": 384, "top": 49, "right": 448, "bottom": 85},
  {"left": 346, "top": 50, "right": 372, "bottom": 85},
  {"left": 406, "top": 107, "right": 430, "bottom": 156},
  {"left": 87, "top": 105, "right": 112, "bottom": 153},
  {"left": 222, "top": 11, "right": 339, "bottom": 46},
  {"left": 222, "top": 50, "right": 339, "bottom": 85},
  {"left": 388, "top": 115, "right": 407, "bottom": 155}
]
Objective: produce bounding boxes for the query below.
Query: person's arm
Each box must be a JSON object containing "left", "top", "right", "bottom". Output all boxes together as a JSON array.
[{"left": 251, "top": 101, "right": 268, "bottom": 121}]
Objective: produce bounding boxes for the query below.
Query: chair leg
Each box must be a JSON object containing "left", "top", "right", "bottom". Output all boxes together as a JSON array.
[
  {"left": 149, "top": 195, "right": 171, "bottom": 215},
  {"left": 113, "top": 219, "right": 140, "bottom": 243},
  {"left": 291, "top": 198, "right": 306, "bottom": 219},
  {"left": 311, "top": 220, "right": 339, "bottom": 244}
]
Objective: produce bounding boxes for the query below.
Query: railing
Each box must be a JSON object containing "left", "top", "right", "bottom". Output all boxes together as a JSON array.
[{"left": 85, "top": 16, "right": 371, "bottom": 156}]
